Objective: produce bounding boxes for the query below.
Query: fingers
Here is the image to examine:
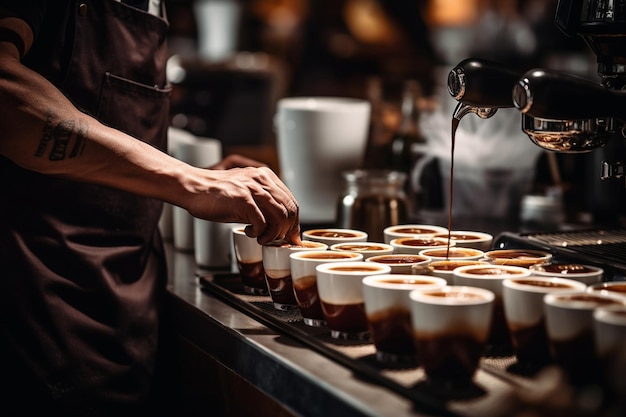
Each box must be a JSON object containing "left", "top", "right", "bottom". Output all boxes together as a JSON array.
[{"left": 244, "top": 169, "right": 300, "bottom": 245}]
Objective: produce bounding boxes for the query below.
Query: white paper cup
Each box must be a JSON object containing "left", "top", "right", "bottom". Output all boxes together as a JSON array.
[
  {"left": 290, "top": 250, "right": 363, "bottom": 327},
  {"left": 454, "top": 265, "right": 531, "bottom": 352},
  {"left": 409, "top": 285, "right": 495, "bottom": 385},
  {"left": 172, "top": 138, "right": 222, "bottom": 251},
  {"left": 544, "top": 292, "right": 626, "bottom": 385},
  {"left": 363, "top": 274, "right": 446, "bottom": 363},
  {"left": 232, "top": 226, "right": 267, "bottom": 295},
  {"left": 316, "top": 261, "right": 390, "bottom": 340},
  {"left": 502, "top": 276, "right": 586, "bottom": 372},
  {"left": 262, "top": 240, "right": 328, "bottom": 310}
]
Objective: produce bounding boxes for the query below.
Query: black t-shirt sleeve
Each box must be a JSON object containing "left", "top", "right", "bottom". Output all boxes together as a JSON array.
[{"left": 0, "top": 0, "right": 46, "bottom": 38}]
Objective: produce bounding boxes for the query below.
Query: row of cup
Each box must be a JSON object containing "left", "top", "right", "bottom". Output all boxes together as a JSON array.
[{"left": 232, "top": 224, "right": 626, "bottom": 388}]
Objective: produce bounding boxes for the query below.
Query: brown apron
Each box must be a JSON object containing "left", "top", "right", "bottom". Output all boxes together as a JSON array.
[{"left": 0, "top": 1, "right": 171, "bottom": 415}]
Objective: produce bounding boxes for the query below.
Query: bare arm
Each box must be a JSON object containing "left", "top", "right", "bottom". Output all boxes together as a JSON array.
[{"left": 0, "top": 14, "right": 300, "bottom": 244}]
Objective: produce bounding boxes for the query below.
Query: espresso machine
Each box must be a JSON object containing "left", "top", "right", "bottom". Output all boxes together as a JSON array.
[{"left": 447, "top": 0, "right": 626, "bottom": 280}]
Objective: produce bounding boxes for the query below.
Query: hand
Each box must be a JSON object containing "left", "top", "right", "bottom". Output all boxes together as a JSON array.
[
  {"left": 182, "top": 164, "right": 301, "bottom": 246},
  {"left": 208, "top": 154, "right": 266, "bottom": 170}
]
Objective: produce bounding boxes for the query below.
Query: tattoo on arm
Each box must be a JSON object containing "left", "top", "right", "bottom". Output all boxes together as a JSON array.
[{"left": 35, "top": 109, "right": 88, "bottom": 160}]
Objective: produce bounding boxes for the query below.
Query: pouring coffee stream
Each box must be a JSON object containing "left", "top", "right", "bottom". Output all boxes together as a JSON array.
[{"left": 446, "top": 58, "right": 525, "bottom": 258}]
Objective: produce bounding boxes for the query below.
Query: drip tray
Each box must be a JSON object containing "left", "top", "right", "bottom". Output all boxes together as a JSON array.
[{"left": 494, "top": 229, "right": 626, "bottom": 281}]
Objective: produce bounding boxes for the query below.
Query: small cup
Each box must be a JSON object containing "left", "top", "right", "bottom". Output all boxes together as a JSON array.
[
  {"left": 432, "top": 231, "right": 493, "bottom": 251},
  {"left": 587, "top": 281, "right": 626, "bottom": 300},
  {"left": 419, "top": 247, "right": 485, "bottom": 261},
  {"left": 290, "top": 250, "right": 364, "bottom": 326},
  {"left": 366, "top": 254, "right": 431, "bottom": 275},
  {"left": 383, "top": 224, "right": 448, "bottom": 244},
  {"left": 409, "top": 286, "right": 495, "bottom": 386},
  {"left": 262, "top": 240, "right": 328, "bottom": 310},
  {"left": 302, "top": 228, "right": 368, "bottom": 246},
  {"left": 484, "top": 249, "right": 552, "bottom": 268},
  {"left": 362, "top": 274, "right": 446, "bottom": 364},
  {"left": 593, "top": 304, "right": 626, "bottom": 397},
  {"left": 416, "top": 260, "right": 490, "bottom": 284},
  {"left": 502, "top": 276, "right": 587, "bottom": 373},
  {"left": 390, "top": 236, "right": 453, "bottom": 255},
  {"left": 530, "top": 262, "right": 603, "bottom": 285},
  {"left": 544, "top": 291, "right": 626, "bottom": 385},
  {"left": 329, "top": 242, "right": 394, "bottom": 260},
  {"left": 316, "top": 261, "right": 391, "bottom": 340},
  {"left": 232, "top": 226, "right": 267, "bottom": 295},
  {"left": 454, "top": 265, "right": 532, "bottom": 354}
]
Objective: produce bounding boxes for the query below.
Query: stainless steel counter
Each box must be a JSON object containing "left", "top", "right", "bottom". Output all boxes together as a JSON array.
[{"left": 164, "top": 244, "right": 447, "bottom": 417}]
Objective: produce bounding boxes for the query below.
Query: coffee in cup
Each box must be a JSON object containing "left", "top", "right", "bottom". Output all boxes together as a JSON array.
[
  {"left": 232, "top": 226, "right": 267, "bottom": 295},
  {"left": 502, "top": 277, "right": 587, "bottom": 373},
  {"left": 366, "top": 254, "right": 431, "bottom": 274},
  {"left": 262, "top": 240, "right": 328, "bottom": 310},
  {"left": 484, "top": 249, "right": 552, "bottom": 268},
  {"left": 329, "top": 242, "right": 394, "bottom": 260},
  {"left": 290, "top": 250, "right": 363, "bottom": 326},
  {"left": 316, "top": 261, "right": 391, "bottom": 339},
  {"left": 409, "top": 286, "right": 495, "bottom": 385},
  {"left": 454, "top": 265, "right": 531, "bottom": 355},
  {"left": 419, "top": 247, "right": 484, "bottom": 261},
  {"left": 390, "top": 237, "right": 453, "bottom": 255},
  {"left": 383, "top": 224, "right": 448, "bottom": 244},
  {"left": 362, "top": 274, "right": 446, "bottom": 363},
  {"left": 302, "top": 228, "right": 368, "bottom": 246},
  {"left": 544, "top": 292, "right": 625, "bottom": 385}
]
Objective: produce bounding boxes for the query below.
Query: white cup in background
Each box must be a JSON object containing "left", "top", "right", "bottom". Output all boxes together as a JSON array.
[
  {"left": 275, "top": 97, "right": 371, "bottom": 224},
  {"left": 194, "top": 220, "right": 234, "bottom": 270},
  {"left": 172, "top": 138, "right": 222, "bottom": 252},
  {"left": 193, "top": 0, "right": 241, "bottom": 62},
  {"left": 160, "top": 127, "right": 197, "bottom": 241}
]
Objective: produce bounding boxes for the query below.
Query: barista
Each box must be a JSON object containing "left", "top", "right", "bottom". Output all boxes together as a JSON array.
[{"left": 0, "top": 1, "right": 300, "bottom": 416}]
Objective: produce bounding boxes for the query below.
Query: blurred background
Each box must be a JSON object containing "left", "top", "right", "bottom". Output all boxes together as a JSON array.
[{"left": 164, "top": 0, "right": 621, "bottom": 228}]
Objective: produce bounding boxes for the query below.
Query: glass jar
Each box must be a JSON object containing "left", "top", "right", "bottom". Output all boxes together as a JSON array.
[{"left": 336, "top": 170, "right": 410, "bottom": 242}]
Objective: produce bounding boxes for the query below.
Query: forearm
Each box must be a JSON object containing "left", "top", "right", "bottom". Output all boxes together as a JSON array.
[{"left": 0, "top": 50, "right": 197, "bottom": 202}]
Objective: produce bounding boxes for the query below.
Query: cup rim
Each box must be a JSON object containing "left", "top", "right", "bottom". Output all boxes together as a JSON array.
[
  {"left": 302, "top": 228, "right": 368, "bottom": 239},
  {"left": 453, "top": 264, "right": 531, "bottom": 279},
  {"left": 316, "top": 261, "right": 391, "bottom": 275},
  {"left": 362, "top": 274, "right": 447, "bottom": 290},
  {"left": 529, "top": 262, "right": 603, "bottom": 277},
  {"left": 484, "top": 249, "right": 552, "bottom": 260},
  {"left": 409, "top": 285, "right": 495, "bottom": 305},
  {"left": 432, "top": 230, "right": 493, "bottom": 242},
  {"left": 594, "top": 304, "right": 626, "bottom": 326},
  {"left": 329, "top": 242, "right": 394, "bottom": 252},
  {"left": 502, "top": 276, "right": 587, "bottom": 292},
  {"left": 390, "top": 236, "right": 454, "bottom": 248},
  {"left": 365, "top": 254, "right": 432, "bottom": 265},
  {"left": 289, "top": 250, "right": 363, "bottom": 261},
  {"left": 544, "top": 291, "right": 626, "bottom": 310},
  {"left": 418, "top": 247, "right": 484, "bottom": 259},
  {"left": 426, "top": 260, "right": 490, "bottom": 272},
  {"left": 383, "top": 224, "right": 448, "bottom": 236}
]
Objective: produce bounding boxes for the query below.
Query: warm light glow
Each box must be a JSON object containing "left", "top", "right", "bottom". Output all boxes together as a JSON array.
[{"left": 426, "top": 0, "right": 480, "bottom": 26}]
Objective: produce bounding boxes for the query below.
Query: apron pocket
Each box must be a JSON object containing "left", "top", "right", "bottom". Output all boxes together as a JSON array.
[{"left": 97, "top": 72, "right": 171, "bottom": 150}]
